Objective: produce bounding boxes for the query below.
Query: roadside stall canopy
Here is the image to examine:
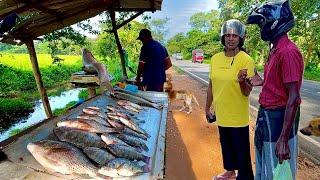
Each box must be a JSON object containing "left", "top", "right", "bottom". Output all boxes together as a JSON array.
[{"left": 0, "top": 0, "right": 163, "bottom": 118}]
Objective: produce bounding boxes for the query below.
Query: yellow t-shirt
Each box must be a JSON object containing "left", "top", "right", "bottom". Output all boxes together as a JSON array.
[{"left": 209, "top": 51, "right": 254, "bottom": 127}]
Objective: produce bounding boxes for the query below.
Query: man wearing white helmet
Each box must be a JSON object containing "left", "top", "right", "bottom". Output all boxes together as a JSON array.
[
  {"left": 205, "top": 19, "right": 255, "bottom": 180},
  {"left": 247, "top": 1, "right": 304, "bottom": 179}
]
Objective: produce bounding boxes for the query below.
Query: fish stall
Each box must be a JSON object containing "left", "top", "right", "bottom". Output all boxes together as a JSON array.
[{"left": 0, "top": 89, "right": 168, "bottom": 179}]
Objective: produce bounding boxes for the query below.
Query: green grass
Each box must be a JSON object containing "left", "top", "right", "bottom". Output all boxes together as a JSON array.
[
  {"left": 304, "top": 69, "right": 320, "bottom": 81},
  {"left": 53, "top": 100, "right": 78, "bottom": 116},
  {"left": 0, "top": 53, "right": 81, "bottom": 70},
  {"left": 9, "top": 127, "right": 29, "bottom": 136},
  {"left": 173, "top": 66, "right": 184, "bottom": 74}
]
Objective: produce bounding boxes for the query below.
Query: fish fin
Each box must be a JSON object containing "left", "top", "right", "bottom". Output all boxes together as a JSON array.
[
  {"left": 143, "top": 165, "right": 151, "bottom": 173},
  {"left": 144, "top": 156, "right": 151, "bottom": 164}
]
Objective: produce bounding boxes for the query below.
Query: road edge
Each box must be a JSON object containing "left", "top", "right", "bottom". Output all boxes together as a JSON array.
[{"left": 174, "top": 65, "right": 320, "bottom": 165}]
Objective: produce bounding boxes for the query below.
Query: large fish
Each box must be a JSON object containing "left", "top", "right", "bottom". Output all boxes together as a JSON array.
[
  {"left": 119, "top": 127, "right": 149, "bottom": 140},
  {"left": 57, "top": 119, "right": 116, "bottom": 133},
  {"left": 117, "top": 100, "right": 143, "bottom": 110},
  {"left": 106, "top": 144, "right": 150, "bottom": 163},
  {"left": 115, "top": 134, "right": 149, "bottom": 152},
  {"left": 82, "top": 108, "right": 108, "bottom": 119},
  {"left": 83, "top": 147, "right": 115, "bottom": 166},
  {"left": 54, "top": 127, "right": 107, "bottom": 149},
  {"left": 27, "top": 140, "right": 110, "bottom": 179},
  {"left": 98, "top": 158, "right": 150, "bottom": 177},
  {"left": 111, "top": 91, "right": 163, "bottom": 109}
]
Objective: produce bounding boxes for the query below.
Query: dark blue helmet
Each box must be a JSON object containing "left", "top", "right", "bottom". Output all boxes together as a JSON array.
[{"left": 247, "top": 0, "right": 294, "bottom": 41}]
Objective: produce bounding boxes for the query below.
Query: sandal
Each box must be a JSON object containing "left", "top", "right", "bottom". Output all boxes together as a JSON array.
[{"left": 212, "top": 171, "right": 236, "bottom": 180}]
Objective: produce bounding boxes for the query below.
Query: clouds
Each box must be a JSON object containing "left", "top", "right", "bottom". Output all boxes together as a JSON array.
[{"left": 147, "top": 0, "right": 219, "bottom": 39}]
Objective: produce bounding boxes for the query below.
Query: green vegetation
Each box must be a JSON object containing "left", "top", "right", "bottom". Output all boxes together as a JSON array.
[
  {"left": 53, "top": 100, "right": 78, "bottom": 116},
  {"left": 0, "top": 98, "right": 33, "bottom": 116},
  {"left": 9, "top": 127, "right": 28, "bottom": 136}
]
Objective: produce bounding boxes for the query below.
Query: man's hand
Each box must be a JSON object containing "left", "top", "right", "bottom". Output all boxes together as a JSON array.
[
  {"left": 275, "top": 137, "right": 291, "bottom": 164},
  {"left": 238, "top": 69, "right": 248, "bottom": 83},
  {"left": 249, "top": 74, "right": 264, "bottom": 86}
]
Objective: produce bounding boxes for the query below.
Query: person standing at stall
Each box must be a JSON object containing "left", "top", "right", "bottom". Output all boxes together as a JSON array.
[
  {"left": 205, "top": 19, "right": 255, "bottom": 180},
  {"left": 135, "top": 29, "right": 170, "bottom": 92},
  {"left": 247, "top": 1, "right": 304, "bottom": 179}
]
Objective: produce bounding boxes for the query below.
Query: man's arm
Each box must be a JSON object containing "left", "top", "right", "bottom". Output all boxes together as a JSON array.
[
  {"left": 250, "top": 68, "right": 264, "bottom": 86},
  {"left": 275, "top": 82, "right": 300, "bottom": 163},
  {"left": 135, "top": 61, "right": 145, "bottom": 84}
]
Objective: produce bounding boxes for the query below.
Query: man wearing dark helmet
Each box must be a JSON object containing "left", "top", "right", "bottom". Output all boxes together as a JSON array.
[{"left": 247, "top": 1, "right": 304, "bottom": 179}]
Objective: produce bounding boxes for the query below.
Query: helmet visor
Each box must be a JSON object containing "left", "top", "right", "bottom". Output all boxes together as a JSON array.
[{"left": 221, "top": 19, "right": 246, "bottom": 38}]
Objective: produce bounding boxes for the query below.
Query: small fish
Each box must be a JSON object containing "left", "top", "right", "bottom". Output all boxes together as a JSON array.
[
  {"left": 118, "top": 100, "right": 143, "bottom": 110},
  {"left": 120, "top": 127, "right": 149, "bottom": 140},
  {"left": 54, "top": 127, "right": 107, "bottom": 149},
  {"left": 111, "top": 91, "right": 163, "bottom": 109},
  {"left": 77, "top": 115, "right": 109, "bottom": 127},
  {"left": 107, "top": 113, "right": 148, "bottom": 136},
  {"left": 114, "top": 88, "right": 157, "bottom": 103},
  {"left": 98, "top": 158, "right": 150, "bottom": 177},
  {"left": 57, "top": 119, "right": 116, "bottom": 133},
  {"left": 106, "top": 106, "right": 145, "bottom": 124},
  {"left": 106, "top": 144, "right": 150, "bottom": 163},
  {"left": 115, "top": 134, "right": 149, "bottom": 152},
  {"left": 83, "top": 147, "right": 115, "bottom": 166},
  {"left": 83, "top": 108, "right": 108, "bottom": 119},
  {"left": 27, "top": 140, "right": 110, "bottom": 179}
]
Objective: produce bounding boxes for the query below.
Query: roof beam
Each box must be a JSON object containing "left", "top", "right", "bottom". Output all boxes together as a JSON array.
[{"left": 107, "top": 11, "right": 144, "bottom": 33}]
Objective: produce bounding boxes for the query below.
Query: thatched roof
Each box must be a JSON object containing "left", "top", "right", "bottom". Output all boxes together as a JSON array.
[{"left": 0, "top": 0, "right": 163, "bottom": 44}]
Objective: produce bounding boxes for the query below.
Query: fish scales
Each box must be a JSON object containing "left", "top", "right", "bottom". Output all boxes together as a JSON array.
[
  {"left": 54, "top": 127, "right": 107, "bottom": 149},
  {"left": 27, "top": 140, "right": 111, "bottom": 179}
]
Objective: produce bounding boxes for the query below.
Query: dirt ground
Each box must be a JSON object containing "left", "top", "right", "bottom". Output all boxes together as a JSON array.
[{"left": 164, "top": 69, "right": 320, "bottom": 180}]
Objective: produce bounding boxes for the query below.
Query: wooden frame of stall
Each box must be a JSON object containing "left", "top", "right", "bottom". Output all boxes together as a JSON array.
[{"left": 0, "top": 0, "right": 163, "bottom": 119}]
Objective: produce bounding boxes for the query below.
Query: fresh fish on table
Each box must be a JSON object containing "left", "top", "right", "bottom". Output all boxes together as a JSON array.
[
  {"left": 114, "top": 88, "right": 157, "bottom": 103},
  {"left": 54, "top": 127, "right": 107, "bottom": 149},
  {"left": 106, "top": 144, "right": 150, "bottom": 163},
  {"left": 107, "top": 113, "right": 148, "bottom": 136},
  {"left": 117, "top": 127, "right": 149, "bottom": 140},
  {"left": 77, "top": 114, "right": 110, "bottom": 127},
  {"left": 101, "top": 133, "right": 128, "bottom": 146},
  {"left": 115, "top": 134, "right": 149, "bottom": 152},
  {"left": 83, "top": 107, "right": 108, "bottom": 119},
  {"left": 117, "top": 100, "right": 143, "bottom": 110},
  {"left": 106, "top": 105, "right": 145, "bottom": 124},
  {"left": 98, "top": 158, "right": 150, "bottom": 177},
  {"left": 111, "top": 91, "right": 163, "bottom": 109},
  {"left": 57, "top": 119, "right": 116, "bottom": 133},
  {"left": 83, "top": 147, "right": 115, "bottom": 166},
  {"left": 27, "top": 140, "right": 110, "bottom": 179},
  {"left": 117, "top": 102, "right": 140, "bottom": 113}
]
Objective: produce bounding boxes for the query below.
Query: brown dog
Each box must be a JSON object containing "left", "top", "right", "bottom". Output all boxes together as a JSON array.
[
  {"left": 300, "top": 118, "right": 320, "bottom": 136},
  {"left": 165, "top": 74, "right": 199, "bottom": 114}
]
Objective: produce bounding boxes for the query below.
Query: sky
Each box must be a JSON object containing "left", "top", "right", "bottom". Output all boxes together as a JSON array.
[
  {"left": 83, "top": 0, "right": 219, "bottom": 39},
  {"left": 145, "top": 0, "right": 219, "bottom": 38}
]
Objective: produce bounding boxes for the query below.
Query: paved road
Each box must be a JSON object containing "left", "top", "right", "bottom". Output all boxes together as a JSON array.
[{"left": 173, "top": 59, "right": 320, "bottom": 143}]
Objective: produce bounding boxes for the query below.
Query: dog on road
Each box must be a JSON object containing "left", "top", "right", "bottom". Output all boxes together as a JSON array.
[
  {"left": 164, "top": 74, "right": 199, "bottom": 114},
  {"left": 300, "top": 118, "right": 320, "bottom": 136}
]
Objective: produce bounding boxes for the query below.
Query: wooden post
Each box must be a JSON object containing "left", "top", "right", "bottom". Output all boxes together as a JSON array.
[
  {"left": 109, "top": 10, "right": 128, "bottom": 78},
  {"left": 25, "top": 39, "right": 53, "bottom": 118}
]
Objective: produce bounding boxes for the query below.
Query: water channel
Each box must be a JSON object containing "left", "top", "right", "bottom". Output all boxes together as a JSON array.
[{"left": 0, "top": 88, "right": 83, "bottom": 142}]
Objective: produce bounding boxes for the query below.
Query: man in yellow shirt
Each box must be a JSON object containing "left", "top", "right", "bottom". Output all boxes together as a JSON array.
[{"left": 205, "top": 19, "right": 255, "bottom": 180}]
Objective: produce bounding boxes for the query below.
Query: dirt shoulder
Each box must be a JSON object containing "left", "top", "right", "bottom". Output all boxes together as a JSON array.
[{"left": 164, "top": 69, "right": 320, "bottom": 180}]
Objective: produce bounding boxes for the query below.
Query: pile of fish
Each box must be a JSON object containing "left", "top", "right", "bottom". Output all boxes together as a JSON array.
[{"left": 27, "top": 97, "right": 160, "bottom": 179}]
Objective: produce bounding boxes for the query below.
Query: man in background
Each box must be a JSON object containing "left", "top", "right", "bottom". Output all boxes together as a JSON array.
[{"left": 135, "top": 29, "right": 170, "bottom": 92}]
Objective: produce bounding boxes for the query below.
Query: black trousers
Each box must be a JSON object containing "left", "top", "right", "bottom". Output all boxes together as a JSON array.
[{"left": 218, "top": 126, "right": 254, "bottom": 180}]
